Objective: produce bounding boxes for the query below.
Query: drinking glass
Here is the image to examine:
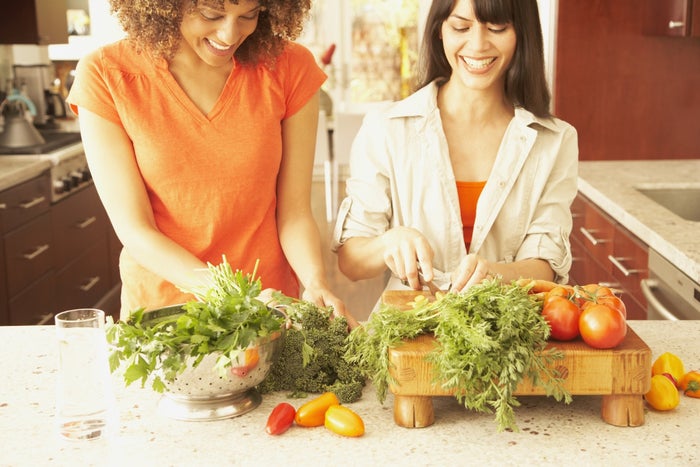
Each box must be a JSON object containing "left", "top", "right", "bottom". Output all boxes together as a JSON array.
[{"left": 55, "top": 308, "right": 118, "bottom": 441}]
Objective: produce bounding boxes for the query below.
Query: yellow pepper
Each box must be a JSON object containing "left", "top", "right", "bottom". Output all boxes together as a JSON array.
[
  {"left": 651, "top": 352, "right": 685, "bottom": 385},
  {"left": 645, "top": 374, "right": 680, "bottom": 411}
]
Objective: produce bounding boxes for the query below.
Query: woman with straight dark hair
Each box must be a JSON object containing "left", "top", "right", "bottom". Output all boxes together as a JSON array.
[{"left": 332, "top": 0, "right": 579, "bottom": 296}]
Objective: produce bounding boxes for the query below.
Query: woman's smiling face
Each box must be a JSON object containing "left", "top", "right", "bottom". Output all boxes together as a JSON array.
[
  {"left": 180, "top": 0, "right": 263, "bottom": 66},
  {"left": 440, "top": 0, "right": 517, "bottom": 93}
]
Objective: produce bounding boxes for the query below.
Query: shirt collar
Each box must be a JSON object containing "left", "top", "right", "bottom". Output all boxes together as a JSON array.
[{"left": 385, "top": 80, "right": 562, "bottom": 133}]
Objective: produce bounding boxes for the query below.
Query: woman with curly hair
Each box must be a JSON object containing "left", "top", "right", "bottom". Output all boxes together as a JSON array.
[{"left": 67, "top": 0, "right": 358, "bottom": 327}]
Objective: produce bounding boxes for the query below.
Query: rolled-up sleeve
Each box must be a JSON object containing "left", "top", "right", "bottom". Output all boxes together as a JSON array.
[
  {"left": 331, "top": 112, "right": 393, "bottom": 252},
  {"left": 516, "top": 125, "right": 579, "bottom": 283}
]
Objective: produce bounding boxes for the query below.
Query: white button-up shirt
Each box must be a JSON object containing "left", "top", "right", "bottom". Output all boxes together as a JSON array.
[{"left": 332, "top": 81, "right": 579, "bottom": 287}]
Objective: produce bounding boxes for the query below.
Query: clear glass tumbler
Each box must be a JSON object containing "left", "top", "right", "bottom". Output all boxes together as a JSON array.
[{"left": 55, "top": 308, "right": 118, "bottom": 441}]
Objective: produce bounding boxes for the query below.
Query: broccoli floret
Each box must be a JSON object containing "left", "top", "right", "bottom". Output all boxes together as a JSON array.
[{"left": 258, "top": 296, "right": 366, "bottom": 403}]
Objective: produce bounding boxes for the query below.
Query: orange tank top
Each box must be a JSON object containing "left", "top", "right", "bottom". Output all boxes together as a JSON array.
[{"left": 456, "top": 180, "right": 486, "bottom": 250}]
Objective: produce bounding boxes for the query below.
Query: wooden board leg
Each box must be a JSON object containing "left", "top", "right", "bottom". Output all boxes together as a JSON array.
[
  {"left": 393, "top": 395, "right": 435, "bottom": 428},
  {"left": 601, "top": 394, "right": 645, "bottom": 427}
]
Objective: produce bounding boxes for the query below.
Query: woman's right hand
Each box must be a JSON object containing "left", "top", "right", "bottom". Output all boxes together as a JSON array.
[{"left": 380, "top": 226, "right": 435, "bottom": 290}]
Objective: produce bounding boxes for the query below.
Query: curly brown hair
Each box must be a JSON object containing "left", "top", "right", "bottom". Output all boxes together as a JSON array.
[{"left": 109, "top": 0, "right": 312, "bottom": 65}]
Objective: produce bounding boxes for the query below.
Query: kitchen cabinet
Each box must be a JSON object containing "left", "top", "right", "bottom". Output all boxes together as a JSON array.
[
  {"left": 1, "top": 174, "right": 119, "bottom": 325},
  {"left": 0, "top": 0, "right": 69, "bottom": 45},
  {"left": 643, "top": 0, "right": 700, "bottom": 37},
  {"left": 569, "top": 194, "right": 649, "bottom": 319},
  {"left": 0, "top": 171, "right": 56, "bottom": 325}
]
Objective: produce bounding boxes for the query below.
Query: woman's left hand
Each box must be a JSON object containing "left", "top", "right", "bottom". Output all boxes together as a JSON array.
[
  {"left": 450, "top": 254, "right": 492, "bottom": 292},
  {"left": 302, "top": 287, "right": 360, "bottom": 329}
]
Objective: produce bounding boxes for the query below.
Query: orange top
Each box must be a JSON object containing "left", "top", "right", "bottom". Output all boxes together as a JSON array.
[
  {"left": 68, "top": 41, "right": 325, "bottom": 314},
  {"left": 456, "top": 180, "right": 486, "bottom": 250}
]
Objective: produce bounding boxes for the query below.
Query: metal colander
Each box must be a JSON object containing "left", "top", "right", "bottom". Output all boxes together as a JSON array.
[{"left": 140, "top": 304, "right": 285, "bottom": 421}]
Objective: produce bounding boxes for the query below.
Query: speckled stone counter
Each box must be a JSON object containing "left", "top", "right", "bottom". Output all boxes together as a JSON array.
[
  {"left": 578, "top": 160, "right": 700, "bottom": 283},
  {"left": 0, "top": 159, "right": 51, "bottom": 192},
  {"left": 1, "top": 321, "right": 698, "bottom": 466}
]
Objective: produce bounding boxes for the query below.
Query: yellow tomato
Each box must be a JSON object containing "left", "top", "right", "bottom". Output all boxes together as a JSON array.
[
  {"left": 651, "top": 352, "right": 685, "bottom": 385},
  {"left": 294, "top": 392, "right": 340, "bottom": 427},
  {"left": 645, "top": 374, "right": 680, "bottom": 411},
  {"left": 324, "top": 405, "right": 365, "bottom": 437}
]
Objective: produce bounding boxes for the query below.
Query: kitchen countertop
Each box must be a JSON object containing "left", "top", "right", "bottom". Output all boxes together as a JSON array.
[
  {"left": 578, "top": 159, "right": 700, "bottom": 283},
  {"left": 1, "top": 321, "right": 698, "bottom": 466},
  {"left": 0, "top": 158, "right": 51, "bottom": 192}
]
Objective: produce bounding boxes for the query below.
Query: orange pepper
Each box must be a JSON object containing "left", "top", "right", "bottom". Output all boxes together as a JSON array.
[
  {"left": 324, "top": 405, "right": 365, "bottom": 437},
  {"left": 651, "top": 352, "right": 685, "bottom": 385},
  {"left": 645, "top": 374, "right": 680, "bottom": 411},
  {"left": 294, "top": 392, "right": 340, "bottom": 427},
  {"left": 679, "top": 370, "right": 700, "bottom": 398}
]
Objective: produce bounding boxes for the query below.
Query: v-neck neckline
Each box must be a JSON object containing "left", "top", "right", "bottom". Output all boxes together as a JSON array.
[{"left": 155, "top": 55, "right": 238, "bottom": 123}]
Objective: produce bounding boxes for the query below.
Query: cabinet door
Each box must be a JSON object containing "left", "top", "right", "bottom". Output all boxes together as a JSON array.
[
  {"left": 609, "top": 224, "right": 649, "bottom": 319},
  {"left": 0, "top": 240, "right": 7, "bottom": 325},
  {"left": 692, "top": 0, "right": 700, "bottom": 37},
  {"left": 8, "top": 271, "right": 57, "bottom": 325},
  {"left": 51, "top": 185, "right": 107, "bottom": 268},
  {"left": 643, "top": 0, "right": 691, "bottom": 37},
  {"left": 4, "top": 212, "right": 54, "bottom": 297},
  {"left": 0, "top": 173, "right": 51, "bottom": 233},
  {"left": 0, "top": 0, "right": 69, "bottom": 44},
  {"left": 55, "top": 239, "right": 110, "bottom": 312}
]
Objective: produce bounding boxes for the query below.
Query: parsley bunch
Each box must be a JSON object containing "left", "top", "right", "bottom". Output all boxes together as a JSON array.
[
  {"left": 106, "top": 258, "right": 285, "bottom": 393},
  {"left": 345, "top": 278, "right": 572, "bottom": 431}
]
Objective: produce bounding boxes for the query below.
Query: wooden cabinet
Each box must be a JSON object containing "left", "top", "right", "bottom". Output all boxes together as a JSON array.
[
  {"left": 643, "top": 0, "right": 700, "bottom": 38},
  {"left": 1, "top": 176, "right": 120, "bottom": 325},
  {"left": 569, "top": 194, "right": 649, "bottom": 320},
  {"left": 0, "top": 171, "right": 55, "bottom": 325},
  {"left": 0, "top": 0, "right": 69, "bottom": 45}
]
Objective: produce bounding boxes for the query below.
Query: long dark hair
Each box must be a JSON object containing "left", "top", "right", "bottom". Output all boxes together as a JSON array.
[{"left": 417, "top": 0, "right": 551, "bottom": 118}]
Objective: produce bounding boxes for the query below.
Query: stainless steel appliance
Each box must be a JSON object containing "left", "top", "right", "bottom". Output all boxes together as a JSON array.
[
  {"left": 641, "top": 249, "right": 700, "bottom": 320},
  {"left": 0, "top": 130, "right": 90, "bottom": 203}
]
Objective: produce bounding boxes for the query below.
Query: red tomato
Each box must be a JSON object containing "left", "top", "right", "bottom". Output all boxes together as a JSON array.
[
  {"left": 594, "top": 295, "right": 627, "bottom": 319},
  {"left": 541, "top": 296, "right": 581, "bottom": 341},
  {"left": 265, "top": 402, "right": 296, "bottom": 435},
  {"left": 579, "top": 304, "right": 627, "bottom": 349}
]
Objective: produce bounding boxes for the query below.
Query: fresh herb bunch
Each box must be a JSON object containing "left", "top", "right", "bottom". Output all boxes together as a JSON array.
[
  {"left": 258, "top": 294, "right": 366, "bottom": 403},
  {"left": 345, "top": 278, "right": 572, "bottom": 431},
  {"left": 106, "top": 258, "right": 285, "bottom": 393}
]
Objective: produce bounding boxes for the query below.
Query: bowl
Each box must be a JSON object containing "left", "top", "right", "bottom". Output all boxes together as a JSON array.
[{"left": 140, "top": 304, "right": 286, "bottom": 421}]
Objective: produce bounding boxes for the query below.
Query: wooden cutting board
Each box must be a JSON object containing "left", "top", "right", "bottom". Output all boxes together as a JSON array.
[{"left": 381, "top": 290, "right": 652, "bottom": 428}]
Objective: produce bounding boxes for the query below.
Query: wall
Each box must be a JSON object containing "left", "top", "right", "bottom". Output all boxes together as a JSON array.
[{"left": 554, "top": 0, "right": 700, "bottom": 160}]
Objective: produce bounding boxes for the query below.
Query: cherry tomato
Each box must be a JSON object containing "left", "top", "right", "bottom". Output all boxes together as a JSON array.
[
  {"left": 265, "top": 402, "right": 296, "bottom": 435},
  {"left": 324, "top": 405, "right": 365, "bottom": 437},
  {"left": 579, "top": 304, "right": 627, "bottom": 349},
  {"left": 541, "top": 296, "right": 581, "bottom": 341},
  {"left": 651, "top": 352, "right": 685, "bottom": 385}
]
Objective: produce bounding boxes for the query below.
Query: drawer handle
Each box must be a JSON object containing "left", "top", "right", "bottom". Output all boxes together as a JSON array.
[
  {"left": 76, "top": 216, "right": 97, "bottom": 229},
  {"left": 668, "top": 20, "right": 684, "bottom": 29},
  {"left": 80, "top": 276, "right": 101, "bottom": 292},
  {"left": 579, "top": 227, "right": 607, "bottom": 246},
  {"left": 23, "top": 244, "right": 50, "bottom": 260},
  {"left": 19, "top": 196, "right": 46, "bottom": 209},
  {"left": 640, "top": 279, "right": 680, "bottom": 320},
  {"left": 607, "top": 255, "right": 642, "bottom": 277},
  {"left": 0, "top": 203, "right": 6, "bottom": 210}
]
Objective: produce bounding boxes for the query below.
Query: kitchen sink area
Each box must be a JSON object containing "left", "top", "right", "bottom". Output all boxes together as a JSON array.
[{"left": 636, "top": 185, "right": 700, "bottom": 222}]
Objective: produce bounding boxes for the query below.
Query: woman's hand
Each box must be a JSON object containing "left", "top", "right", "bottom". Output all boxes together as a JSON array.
[
  {"left": 302, "top": 285, "right": 360, "bottom": 330},
  {"left": 380, "top": 227, "right": 435, "bottom": 290},
  {"left": 450, "top": 254, "right": 492, "bottom": 292}
]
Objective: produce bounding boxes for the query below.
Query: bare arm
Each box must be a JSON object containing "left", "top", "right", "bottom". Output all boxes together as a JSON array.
[
  {"left": 78, "top": 108, "right": 209, "bottom": 291},
  {"left": 277, "top": 94, "right": 358, "bottom": 328}
]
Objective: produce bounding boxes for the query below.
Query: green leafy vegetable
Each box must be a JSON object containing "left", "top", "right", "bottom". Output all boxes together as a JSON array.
[
  {"left": 106, "top": 257, "right": 285, "bottom": 392},
  {"left": 345, "top": 278, "right": 572, "bottom": 431},
  {"left": 258, "top": 294, "right": 366, "bottom": 403}
]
